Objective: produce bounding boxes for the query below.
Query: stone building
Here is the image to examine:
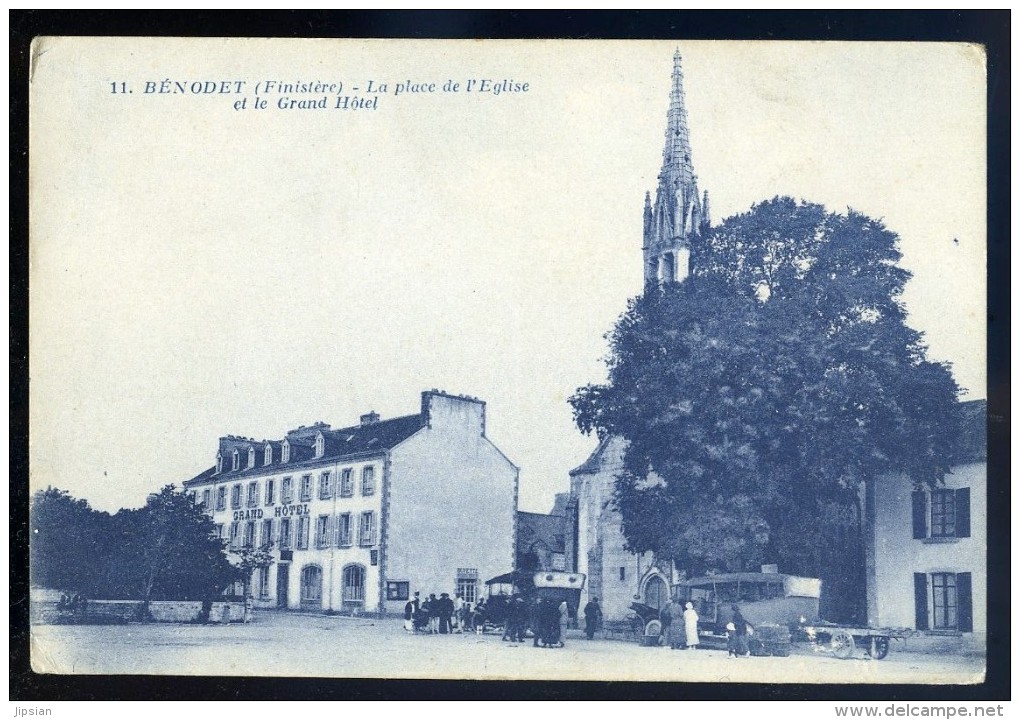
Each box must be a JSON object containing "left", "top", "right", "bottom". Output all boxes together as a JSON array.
[
  {"left": 569, "top": 50, "right": 708, "bottom": 622},
  {"left": 184, "top": 390, "right": 518, "bottom": 614}
]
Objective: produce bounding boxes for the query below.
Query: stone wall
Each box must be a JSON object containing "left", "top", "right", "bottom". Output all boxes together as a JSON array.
[{"left": 31, "top": 599, "right": 246, "bottom": 625}]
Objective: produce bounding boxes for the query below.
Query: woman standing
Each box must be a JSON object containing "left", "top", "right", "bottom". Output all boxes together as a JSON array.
[{"left": 683, "top": 601, "right": 700, "bottom": 650}]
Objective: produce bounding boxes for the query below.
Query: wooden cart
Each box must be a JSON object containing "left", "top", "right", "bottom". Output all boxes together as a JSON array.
[{"left": 800, "top": 622, "right": 915, "bottom": 659}]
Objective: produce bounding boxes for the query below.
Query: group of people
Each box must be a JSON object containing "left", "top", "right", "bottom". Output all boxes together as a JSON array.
[
  {"left": 659, "top": 598, "right": 702, "bottom": 650},
  {"left": 660, "top": 598, "right": 754, "bottom": 657},
  {"left": 402, "top": 591, "right": 487, "bottom": 634},
  {"left": 57, "top": 593, "right": 88, "bottom": 612}
]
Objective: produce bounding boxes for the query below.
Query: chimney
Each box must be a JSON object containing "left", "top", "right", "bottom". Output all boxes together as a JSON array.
[{"left": 360, "top": 411, "right": 380, "bottom": 426}]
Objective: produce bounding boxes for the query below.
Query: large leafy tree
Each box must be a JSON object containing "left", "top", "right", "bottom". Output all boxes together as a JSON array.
[
  {"left": 572, "top": 197, "right": 960, "bottom": 618},
  {"left": 30, "top": 485, "right": 238, "bottom": 609}
]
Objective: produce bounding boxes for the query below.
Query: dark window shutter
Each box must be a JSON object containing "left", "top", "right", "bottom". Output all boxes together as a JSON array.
[
  {"left": 956, "top": 572, "right": 973, "bottom": 632},
  {"left": 911, "top": 491, "right": 927, "bottom": 539},
  {"left": 955, "top": 488, "right": 971, "bottom": 538},
  {"left": 913, "top": 573, "right": 929, "bottom": 630}
]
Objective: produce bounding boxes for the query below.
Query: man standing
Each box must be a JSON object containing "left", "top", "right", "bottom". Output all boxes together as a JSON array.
[
  {"left": 403, "top": 597, "right": 415, "bottom": 633},
  {"left": 583, "top": 597, "right": 602, "bottom": 640}
]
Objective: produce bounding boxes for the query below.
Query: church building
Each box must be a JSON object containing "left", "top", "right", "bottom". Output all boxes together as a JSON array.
[{"left": 570, "top": 50, "right": 711, "bottom": 621}]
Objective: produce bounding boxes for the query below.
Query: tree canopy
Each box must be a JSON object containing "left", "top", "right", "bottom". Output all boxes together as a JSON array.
[
  {"left": 31, "top": 484, "right": 240, "bottom": 605},
  {"left": 571, "top": 197, "right": 961, "bottom": 585}
]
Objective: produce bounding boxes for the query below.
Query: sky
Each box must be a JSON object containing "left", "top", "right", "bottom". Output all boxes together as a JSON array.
[{"left": 29, "top": 40, "right": 986, "bottom": 514}]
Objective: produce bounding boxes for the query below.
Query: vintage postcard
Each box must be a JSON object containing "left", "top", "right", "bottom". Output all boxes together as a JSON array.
[{"left": 27, "top": 38, "right": 987, "bottom": 684}]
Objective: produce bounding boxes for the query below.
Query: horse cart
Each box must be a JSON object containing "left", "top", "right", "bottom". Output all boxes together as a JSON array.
[{"left": 798, "top": 622, "right": 916, "bottom": 660}]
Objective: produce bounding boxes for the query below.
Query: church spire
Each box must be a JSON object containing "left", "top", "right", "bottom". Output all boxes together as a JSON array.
[
  {"left": 661, "top": 48, "right": 696, "bottom": 193},
  {"left": 643, "top": 49, "right": 706, "bottom": 287}
]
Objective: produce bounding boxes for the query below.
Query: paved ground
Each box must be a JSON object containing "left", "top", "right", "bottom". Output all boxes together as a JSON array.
[{"left": 31, "top": 611, "right": 985, "bottom": 683}]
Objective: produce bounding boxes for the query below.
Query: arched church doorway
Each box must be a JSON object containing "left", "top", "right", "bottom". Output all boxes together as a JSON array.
[{"left": 643, "top": 575, "right": 668, "bottom": 610}]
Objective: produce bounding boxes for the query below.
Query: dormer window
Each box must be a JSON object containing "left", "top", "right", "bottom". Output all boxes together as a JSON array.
[
  {"left": 232, "top": 449, "right": 240, "bottom": 471},
  {"left": 264, "top": 444, "right": 273, "bottom": 465},
  {"left": 282, "top": 440, "right": 290, "bottom": 463},
  {"left": 216, "top": 453, "right": 223, "bottom": 474},
  {"left": 247, "top": 446, "right": 255, "bottom": 469},
  {"left": 314, "top": 433, "right": 325, "bottom": 458}
]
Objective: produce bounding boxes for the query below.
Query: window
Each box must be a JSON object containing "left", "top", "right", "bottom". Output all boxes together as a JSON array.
[
  {"left": 300, "top": 475, "right": 312, "bottom": 502},
  {"left": 216, "top": 453, "right": 223, "bottom": 474},
  {"left": 336, "top": 513, "right": 353, "bottom": 547},
  {"left": 279, "top": 517, "right": 292, "bottom": 549},
  {"left": 387, "top": 581, "right": 410, "bottom": 601},
  {"left": 359, "top": 511, "right": 376, "bottom": 546},
  {"left": 931, "top": 490, "right": 956, "bottom": 538},
  {"left": 319, "top": 471, "right": 332, "bottom": 499},
  {"left": 229, "top": 521, "right": 240, "bottom": 550},
  {"left": 342, "top": 565, "right": 365, "bottom": 603},
  {"left": 258, "top": 567, "right": 271, "bottom": 599},
  {"left": 264, "top": 444, "right": 273, "bottom": 465},
  {"left": 297, "top": 516, "right": 310, "bottom": 549},
  {"left": 247, "top": 447, "right": 255, "bottom": 469},
  {"left": 265, "top": 479, "right": 276, "bottom": 505},
  {"left": 361, "top": 466, "right": 375, "bottom": 496},
  {"left": 216, "top": 486, "right": 226, "bottom": 511},
  {"left": 202, "top": 488, "right": 211, "bottom": 507},
  {"left": 244, "top": 521, "right": 256, "bottom": 548},
  {"left": 316, "top": 515, "right": 331, "bottom": 548},
  {"left": 261, "top": 519, "right": 273, "bottom": 549},
  {"left": 914, "top": 572, "right": 973, "bottom": 632},
  {"left": 300, "top": 565, "right": 322, "bottom": 604},
  {"left": 340, "top": 469, "right": 354, "bottom": 497},
  {"left": 281, "top": 440, "right": 290, "bottom": 463},
  {"left": 247, "top": 482, "right": 258, "bottom": 508},
  {"left": 931, "top": 573, "right": 957, "bottom": 630},
  {"left": 232, "top": 449, "right": 239, "bottom": 471},
  {"left": 282, "top": 477, "right": 293, "bottom": 503},
  {"left": 912, "top": 488, "right": 971, "bottom": 540},
  {"left": 314, "top": 433, "right": 324, "bottom": 458},
  {"left": 214, "top": 523, "right": 224, "bottom": 540},
  {"left": 456, "top": 568, "right": 479, "bottom": 603},
  {"left": 231, "top": 484, "right": 242, "bottom": 509}
]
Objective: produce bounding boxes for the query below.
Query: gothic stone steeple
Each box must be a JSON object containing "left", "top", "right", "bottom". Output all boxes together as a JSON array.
[{"left": 643, "top": 49, "right": 710, "bottom": 286}]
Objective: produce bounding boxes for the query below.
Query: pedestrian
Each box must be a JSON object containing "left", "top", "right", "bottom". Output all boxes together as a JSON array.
[
  {"left": 403, "top": 597, "right": 415, "bottom": 633},
  {"left": 461, "top": 600, "right": 473, "bottom": 632},
  {"left": 412, "top": 591, "right": 421, "bottom": 613},
  {"left": 558, "top": 601, "right": 569, "bottom": 644},
  {"left": 730, "top": 604, "right": 751, "bottom": 657},
  {"left": 425, "top": 594, "right": 439, "bottom": 634},
  {"left": 453, "top": 593, "right": 464, "bottom": 633},
  {"left": 438, "top": 592, "right": 454, "bottom": 634},
  {"left": 474, "top": 600, "right": 486, "bottom": 634},
  {"left": 683, "top": 601, "right": 700, "bottom": 651},
  {"left": 661, "top": 597, "right": 683, "bottom": 649},
  {"left": 583, "top": 597, "right": 602, "bottom": 640}
]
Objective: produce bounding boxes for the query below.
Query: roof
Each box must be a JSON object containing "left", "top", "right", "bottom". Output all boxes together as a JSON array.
[
  {"left": 953, "top": 399, "right": 987, "bottom": 463},
  {"left": 184, "top": 413, "right": 425, "bottom": 487},
  {"left": 677, "top": 572, "right": 802, "bottom": 587},
  {"left": 517, "top": 511, "right": 567, "bottom": 554},
  {"left": 569, "top": 437, "right": 613, "bottom": 476}
]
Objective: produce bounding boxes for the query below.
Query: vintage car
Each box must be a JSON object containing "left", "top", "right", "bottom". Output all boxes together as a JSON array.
[{"left": 673, "top": 572, "right": 822, "bottom": 656}]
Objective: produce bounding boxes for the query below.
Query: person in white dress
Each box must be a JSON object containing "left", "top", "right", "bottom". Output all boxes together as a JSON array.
[{"left": 683, "top": 601, "right": 700, "bottom": 650}]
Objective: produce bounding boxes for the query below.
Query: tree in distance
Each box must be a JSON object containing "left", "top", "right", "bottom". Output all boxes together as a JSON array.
[
  {"left": 31, "top": 484, "right": 239, "bottom": 618},
  {"left": 571, "top": 197, "right": 961, "bottom": 616}
]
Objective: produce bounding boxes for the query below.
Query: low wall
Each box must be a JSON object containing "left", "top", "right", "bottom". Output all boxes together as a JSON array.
[{"left": 31, "top": 600, "right": 247, "bottom": 625}]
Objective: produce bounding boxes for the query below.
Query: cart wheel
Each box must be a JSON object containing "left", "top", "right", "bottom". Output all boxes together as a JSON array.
[
  {"left": 830, "top": 630, "right": 855, "bottom": 659},
  {"left": 868, "top": 636, "right": 889, "bottom": 660},
  {"left": 644, "top": 619, "right": 663, "bottom": 638}
]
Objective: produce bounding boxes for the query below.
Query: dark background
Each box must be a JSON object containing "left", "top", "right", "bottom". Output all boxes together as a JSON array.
[{"left": 10, "top": 9, "right": 1009, "bottom": 701}]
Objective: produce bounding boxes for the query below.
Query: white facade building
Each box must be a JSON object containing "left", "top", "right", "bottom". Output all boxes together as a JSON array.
[
  {"left": 184, "top": 390, "right": 518, "bottom": 614},
  {"left": 865, "top": 399, "right": 986, "bottom": 653}
]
